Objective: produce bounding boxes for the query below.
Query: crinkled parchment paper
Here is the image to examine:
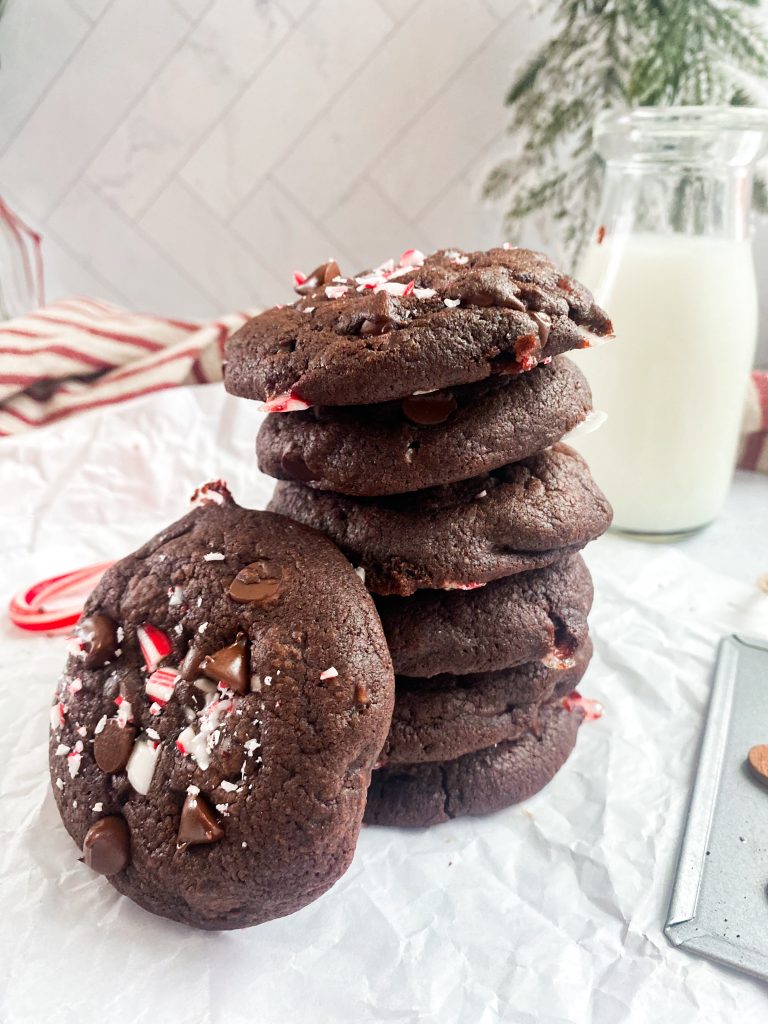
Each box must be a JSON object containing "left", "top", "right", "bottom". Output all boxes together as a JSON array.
[{"left": 1, "top": 384, "right": 768, "bottom": 1024}]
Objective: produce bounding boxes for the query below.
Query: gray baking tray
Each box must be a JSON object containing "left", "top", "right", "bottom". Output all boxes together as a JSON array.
[{"left": 666, "top": 634, "right": 768, "bottom": 980}]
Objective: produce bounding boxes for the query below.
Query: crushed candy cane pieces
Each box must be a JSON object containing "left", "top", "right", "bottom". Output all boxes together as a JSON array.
[
  {"left": 137, "top": 622, "right": 172, "bottom": 673},
  {"left": 145, "top": 667, "right": 179, "bottom": 706},
  {"left": 50, "top": 703, "right": 65, "bottom": 731},
  {"left": 261, "top": 391, "right": 311, "bottom": 414},
  {"left": 399, "top": 248, "right": 425, "bottom": 267},
  {"left": 562, "top": 692, "right": 603, "bottom": 721},
  {"left": 319, "top": 666, "right": 339, "bottom": 681},
  {"left": 114, "top": 696, "right": 134, "bottom": 729},
  {"left": 126, "top": 736, "right": 160, "bottom": 795}
]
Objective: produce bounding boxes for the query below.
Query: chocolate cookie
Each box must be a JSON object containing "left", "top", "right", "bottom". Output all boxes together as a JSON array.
[
  {"left": 224, "top": 247, "right": 612, "bottom": 409},
  {"left": 377, "top": 554, "right": 593, "bottom": 678},
  {"left": 48, "top": 487, "right": 394, "bottom": 930},
  {"left": 380, "top": 637, "right": 592, "bottom": 766},
  {"left": 364, "top": 700, "right": 584, "bottom": 827},
  {"left": 257, "top": 357, "right": 593, "bottom": 496},
  {"left": 268, "top": 445, "right": 611, "bottom": 596}
]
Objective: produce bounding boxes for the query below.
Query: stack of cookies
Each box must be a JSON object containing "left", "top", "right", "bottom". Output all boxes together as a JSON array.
[{"left": 225, "top": 247, "right": 613, "bottom": 828}]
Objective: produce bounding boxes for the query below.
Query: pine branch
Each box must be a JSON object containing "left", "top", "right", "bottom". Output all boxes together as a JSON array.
[{"left": 486, "top": 0, "right": 768, "bottom": 266}]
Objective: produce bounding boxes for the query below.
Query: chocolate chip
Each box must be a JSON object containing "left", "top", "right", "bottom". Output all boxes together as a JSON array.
[
  {"left": 294, "top": 259, "right": 342, "bottom": 296},
  {"left": 201, "top": 633, "right": 249, "bottom": 694},
  {"left": 489, "top": 351, "right": 520, "bottom": 375},
  {"left": 74, "top": 613, "right": 118, "bottom": 668},
  {"left": 179, "top": 644, "right": 206, "bottom": 681},
  {"left": 178, "top": 792, "right": 224, "bottom": 847},
  {"left": 530, "top": 310, "right": 551, "bottom": 347},
  {"left": 94, "top": 720, "right": 136, "bottom": 773},
  {"left": 229, "top": 561, "right": 283, "bottom": 604},
  {"left": 748, "top": 744, "right": 768, "bottom": 785},
  {"left": 360, "top": 290, "right": 397, "bottom": 336},
  {"left": 401, "top": 391, "right": 458, "bottom": 426},
  {"left": 83, "top": 816, "right": 131, "bottom": 875},
  {"left": 529, "top": 707, "right": 542, "bottom": 740},
  {"left": 458, "top": 269, "right": 526, "bottom": 310},
  {"left": 354, "top": 682, "right": 371, "bottom": 708},
  {"left": 281, "top": 451, "right": 317, "bottom": 483}
]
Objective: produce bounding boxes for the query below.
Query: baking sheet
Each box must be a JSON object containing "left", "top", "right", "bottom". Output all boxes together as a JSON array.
[
  {"left": 2, "top": 383, "right": 768, "bottom": 1024},
  {"left": 666, "top": 634, "right": 768, "bottom": 980}
]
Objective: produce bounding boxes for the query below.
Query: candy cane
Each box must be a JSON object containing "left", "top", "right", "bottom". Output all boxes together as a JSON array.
[{"left": 8, "top": 561, "right": 115, "bottom": 633}]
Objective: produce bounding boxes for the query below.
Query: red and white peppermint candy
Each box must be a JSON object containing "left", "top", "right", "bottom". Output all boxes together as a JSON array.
[
  {"left": 261, "top": 391, "right": 311, "bottom": 414},
  {"left": 319, "top": 666, "right": 338, "bottom": 681},
  {"left": 579, "top": 329, "right": 613, "bottom": 349},
  {"left": 399, "top": 248, "right": 425, "bottom": 268},
  {"left": 114, "top": 695, "right": 134, "bottom": 728},
  {"left": 50, "top": 702, "right": 65, "bottom": 731},
  {"left": 375, "top": 281, "right": 408, "bottom": 297},
  {"left": 443, "top": 580, "right": 486, "bottom": 591},
  {"left": 67, "top": 741, "right": 84, "bottom": 779},
  {"left": 190, "top": 480, "right": 233, "bottom": 508},
  {"left": 126, "top": 736, "right": 160, "bottom": 795},
  {"left": 145, "top": 666, "right": 179, "bottom": 706},
  {"left": 8, "top": 560, "right": 115, "bottom": 634},
  {"left": 325, "top": 284, "right": 348, "bottom": 299},
  {"left": 292, "top": 270, "right": 307, "bottom": 287},
  {"left": 137, "top": 622, "right": 172, "bottom": 673},
  {"left": 562, "top": 692, "right": 603, "bottom": 721}
]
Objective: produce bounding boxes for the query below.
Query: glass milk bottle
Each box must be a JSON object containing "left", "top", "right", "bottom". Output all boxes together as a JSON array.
[{"left": 572, "top": 107, "right": 768, "bottom": 537}]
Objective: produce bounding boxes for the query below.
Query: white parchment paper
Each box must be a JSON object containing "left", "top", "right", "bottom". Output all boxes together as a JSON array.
[{"left": 1, "top": 384, "right": 768, "bottom": 1024}]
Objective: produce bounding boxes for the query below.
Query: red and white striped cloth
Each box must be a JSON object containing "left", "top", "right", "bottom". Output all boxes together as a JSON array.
[
  {"left": 0, "top": 298, "right": 255, "bottom": 435},
  {"left": 740, "top": 371, "right": 768, "bottom": 473},
  {"left": 0, "top": 296, "right": 767, "bottom": 473}
]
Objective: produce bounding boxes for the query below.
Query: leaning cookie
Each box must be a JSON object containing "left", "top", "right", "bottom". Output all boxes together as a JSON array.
[
  {"left": 224, "top": 247, "right": 612, "bottom": 409},
  {"left": 268, "top": 445, "right": 611, "bottom": 596},
  {"left": 365, "top": 700, "right": 584, "bottom": 828},
  {"left": 380, "top": 638, "right": 592, "bottom": 767},
  {"left": 48, "top": 486, "right": 394, "bottom": 930},
  {"left": 257, "top": 357, "right": 593, "bottom": 496},
  {"left": 377, "top": 555, "right": 593, "bottom": 678}
]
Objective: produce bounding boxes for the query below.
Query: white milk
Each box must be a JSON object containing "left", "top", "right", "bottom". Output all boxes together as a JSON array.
[{"left": 572, "top": 232, "right": 757, "bottom": 534}]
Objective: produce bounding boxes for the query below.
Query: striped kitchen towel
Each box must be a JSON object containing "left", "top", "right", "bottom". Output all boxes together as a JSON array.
[
  {"left": 1, "top": 296, "right": 767, "bottom": 474},
  {"left": 740, "top": 371, "right": 768, "bottom": 473},
  {"left": 0, "top": 298, "right": 255, "bottom": 436}
]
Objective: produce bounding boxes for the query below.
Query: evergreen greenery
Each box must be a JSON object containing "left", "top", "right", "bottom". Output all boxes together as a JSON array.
[{"left": 484, "top": 0, "right": 768, "bottom": 263}]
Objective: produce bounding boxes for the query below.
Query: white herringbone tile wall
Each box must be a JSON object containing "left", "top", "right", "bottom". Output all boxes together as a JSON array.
[
  {"left": 2, "top": 0, "right": 768, "bottom": 365},
  {"left": 0, "top": 0, "right": 550, "bottom": 316}
]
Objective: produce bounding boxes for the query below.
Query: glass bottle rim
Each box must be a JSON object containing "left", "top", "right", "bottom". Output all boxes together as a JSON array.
[
  {"left": 596, "top": 105, "right": 768, "bottom": 137},
  {"left": 594, "top": 105, "right": 768, "bottom": 166}
]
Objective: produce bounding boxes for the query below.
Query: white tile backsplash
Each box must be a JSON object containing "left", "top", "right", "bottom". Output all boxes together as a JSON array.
[
  {"left": 370, "top": 16, "right": 550, "bottom": 220},
  {"left": 0, "top": 0, "right": 188, "bottom": 220},
  {"left": 0, "top": 0, "right": 88, "bottom": 154},
  {"left": 180, "top": 0, "right": 393, "bottom": 220},
  {"left": 141, "top": 178, "right": 287, "bottom": 310},
  {"left": 322, "top": 178, "right": 424, "bottom": 271},
  {"left": 48, "top": 180, "right": 218, "bottom": 316},
  {"left": 275, "top": 0, "right": 497, "bottom": 218},
  {"left": 2, "top": 0, "right": 766, "bottom": 365},
  {"left": 86, "top": 0, "right": 291, "bottom": 218},
  {"left": 234, "top": 176, "right": 358, "bottom": 291}
]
